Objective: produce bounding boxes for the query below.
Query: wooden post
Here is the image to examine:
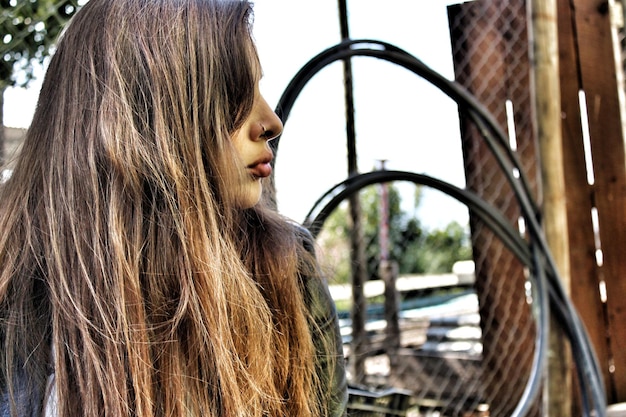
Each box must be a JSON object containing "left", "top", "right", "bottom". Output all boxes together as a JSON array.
[
  {"left": 377, "top": 161, "right": 401, "bottom": 374},
  {"left": 380, "top": 260, "right": 400, "bottom": 379},
  {"left": 529, "top": 0, "right": 572, "bottom": 415}
]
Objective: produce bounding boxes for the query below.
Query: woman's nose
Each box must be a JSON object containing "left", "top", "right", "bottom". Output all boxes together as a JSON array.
[{"left": 257, "top": 95, "right": 283, "bottom": 141}]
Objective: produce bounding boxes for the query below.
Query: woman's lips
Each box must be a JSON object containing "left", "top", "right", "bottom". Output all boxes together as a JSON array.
[
  {"left": 247, "top": 151, "right": 273, "bottom": 179},
  {"left": 248, "top": 162, "right": 272, "bottom": 178}
]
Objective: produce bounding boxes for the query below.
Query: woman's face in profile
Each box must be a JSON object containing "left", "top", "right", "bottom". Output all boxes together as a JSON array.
[{"left": 230, "top": 65, "right": 283, "bottom": 208}]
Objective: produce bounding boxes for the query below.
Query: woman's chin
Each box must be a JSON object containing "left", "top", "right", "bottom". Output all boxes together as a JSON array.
[{"left": 237, "top": 182, "right": 263, "bottom": 209}]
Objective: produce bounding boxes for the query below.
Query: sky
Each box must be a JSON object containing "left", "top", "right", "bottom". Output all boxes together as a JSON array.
[
  {"left": 3, "top": 0, "right": 470, "bottom": 228},
  {"left": 253, "top": 0, "right": 469, "bottom": 227}
]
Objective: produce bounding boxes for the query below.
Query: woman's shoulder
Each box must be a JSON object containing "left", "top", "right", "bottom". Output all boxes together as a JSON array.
[
  {"left": 289, "top": 223, "right": 338, "bottom": 319},
  {"left": 290, "top": 222, "right": 315, "bottom": 252},
  {"left": 0, "top": 365, "right": 46, "bottom": 417}
]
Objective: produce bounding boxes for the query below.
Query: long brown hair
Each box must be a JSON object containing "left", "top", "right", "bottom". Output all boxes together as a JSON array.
[{"left": 0, "top": 1, "right": 328, "bottom": 415}]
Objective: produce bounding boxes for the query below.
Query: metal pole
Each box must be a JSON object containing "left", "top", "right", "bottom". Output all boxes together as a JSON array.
[{"left": 338, "top": 0, "right": 369, "bottom": 384}]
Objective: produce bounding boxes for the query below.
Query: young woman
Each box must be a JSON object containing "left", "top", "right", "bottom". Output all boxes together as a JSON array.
[{"left": 0, "top": 1, "right": 347, "bottom": 416}]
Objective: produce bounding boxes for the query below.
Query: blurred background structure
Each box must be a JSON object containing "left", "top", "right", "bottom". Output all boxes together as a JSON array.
[{"left": 2, "top": 0, "right": 626, "bottom": 415}]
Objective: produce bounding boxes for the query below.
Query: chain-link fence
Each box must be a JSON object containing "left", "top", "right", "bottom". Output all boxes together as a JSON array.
[{"left": 448, "top": 2, "right": 540, "bottom": 415}]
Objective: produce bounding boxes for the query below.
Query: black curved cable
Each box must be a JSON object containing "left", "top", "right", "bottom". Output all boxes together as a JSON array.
[
  {"left": 273, "top": 39, "right": 607, "bottom": 416},
  {"left": 301, "top": 170, "right": 548, "bottom": 417},
  {"left": 272, "top": 39, "right": 540, "bottom": 217},
  {"left": 303, "top": 171, "right": 530, "bottom": 263}
]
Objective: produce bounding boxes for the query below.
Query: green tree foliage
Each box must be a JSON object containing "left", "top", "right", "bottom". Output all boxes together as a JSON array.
[
  {"left": 1, "top": 0, "right": 79, "bottom": 89},
  {"left": 1, "top": 0, "right": 80, "bottom": 161},
  {"left": 401, "top": 220, "right": 472, "bottom": 274},
  {"left": 317, "top": 183, "right": 472, "bottom": 284}
]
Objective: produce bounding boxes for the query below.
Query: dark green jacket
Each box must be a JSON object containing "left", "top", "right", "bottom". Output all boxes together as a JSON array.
[{"left": 301, "top": 259, "right": 349, "bottom": 417}]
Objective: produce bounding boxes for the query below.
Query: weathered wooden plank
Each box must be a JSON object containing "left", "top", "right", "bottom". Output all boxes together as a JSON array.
[
  {"left": 557, "top": 0, "right": 613, "bottom": 404},
  {"left": 572, "top": 0, "right": 626, "bottom": 402}
]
